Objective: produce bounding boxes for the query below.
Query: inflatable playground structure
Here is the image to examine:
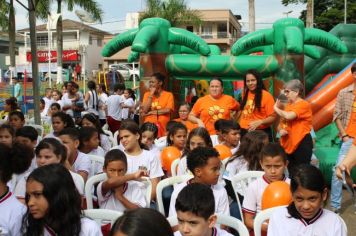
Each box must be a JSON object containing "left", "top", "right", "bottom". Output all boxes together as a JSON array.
[{"left": 101, "top": 17, "right": 356, "bottom": 183}]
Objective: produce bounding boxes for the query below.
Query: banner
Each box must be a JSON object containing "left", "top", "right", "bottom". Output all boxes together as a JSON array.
[{"left": 26, "top": 50, "right": 79, "bottom": 62}]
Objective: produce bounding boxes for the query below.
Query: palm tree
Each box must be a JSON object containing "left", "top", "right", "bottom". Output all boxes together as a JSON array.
[{"left": 139, "top": 0, "right": 201, "bottom": 27}]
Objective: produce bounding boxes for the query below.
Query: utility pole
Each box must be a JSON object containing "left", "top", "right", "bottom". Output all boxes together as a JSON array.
[
  {"left": 248, "top": 0, "right": 255, "bottom": 32},
  {"left": 28, "top": 0, "right": 41, "bottom": 125}
]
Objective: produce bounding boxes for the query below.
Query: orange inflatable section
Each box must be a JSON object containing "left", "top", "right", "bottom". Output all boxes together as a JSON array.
[{"left": 307, "top": 66, "right": 353, "bottom": 131}]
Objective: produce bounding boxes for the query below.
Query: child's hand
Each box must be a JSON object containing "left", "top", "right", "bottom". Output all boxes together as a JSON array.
[
  {"left": 133, "top": 169, "right": 149, "bottom": 180},
  {"left": 279, "top": 129, "right": 288, "bottom": 136}
]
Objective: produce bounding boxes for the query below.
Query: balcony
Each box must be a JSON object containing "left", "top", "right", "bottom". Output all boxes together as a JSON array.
[
  {"left": 194, "top": 32, "right": 238, "bottom": 45},
  {"left": 30, "top": 40, "right": 80, "bottom": 51}
]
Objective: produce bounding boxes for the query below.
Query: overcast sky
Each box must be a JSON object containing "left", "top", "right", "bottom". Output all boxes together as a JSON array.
[{"left": 14, "top": 0, "right": 306, "bottom": 33}]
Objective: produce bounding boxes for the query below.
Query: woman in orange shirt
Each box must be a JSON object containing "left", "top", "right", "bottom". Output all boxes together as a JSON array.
[
  {"left": 174, "top": 103, "right": 198, "bottom": 133},
  {"left": 274, "top": 79, "right": 313, "bottom": 176},
  {"left": 141, "top": 73, "right": 174, "bottom": 136},
  {"left": 189, "top": 78, "right": 239, "bottom": 134},
  {"left": 239, "top": 69, "right": 276, "bottom": 141}
]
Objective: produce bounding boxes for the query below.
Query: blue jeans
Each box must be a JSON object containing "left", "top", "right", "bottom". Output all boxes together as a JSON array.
[{"left": 330, "top": 138, "right": 353, "bottom": 209}]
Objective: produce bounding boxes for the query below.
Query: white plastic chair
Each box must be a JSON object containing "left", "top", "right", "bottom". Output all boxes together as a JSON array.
[
  {"left": 83, "top": 209, "right": 122, "bottom": 228},
  {"left": 155, "top": 136, "right": 167, "bottom": 151},
  {"left": 87, "top": 154, "right": 105, "bottom": 177},
  {"left": 168, "top": 214, "right": 249, "bottom": 236},
  {"left": 338, "top": 215, "right": 348, "bottom": 234},
  {"left": 84, "top": 173, "right": 152, "bottom": 209},
  {"left": 254, "top": 206, "right": 286, "bottom": 236},
  {"left": 71, "top": 171, "right": 85, "bottom": 195},
  {"left": 25, "top": 124, "right": 44, "bottom": 138},
  {"left": 171, "top": 158, "right": 180, "bottom": 177},
  {"left": 113, "top": 130, "right": 120, "bottom": 146},
  {"left": 156, "top": 175, "right": 192, "bottom": 215},
  {"left": 231, "top": 171, "right": 264, "bottom": 222},
  {"left": 103, "top": 130, "right": 113, "bottom": 139},
  {"left": 102, "top": 123, "right": 109, "bottom": 131},
  {"left": 103, "top": 130, "right": 115, "bottom": 148}
]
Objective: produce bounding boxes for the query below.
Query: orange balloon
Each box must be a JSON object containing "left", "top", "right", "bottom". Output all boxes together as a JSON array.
[
  {"left": 214, "top": 144, "right": 232, "bottom": 160},
  {"left": 262, "top": 181, "right": 292, "bottom": 210},
  {"left": 161, "top": 146, "right": 181, "bottom": 172}
]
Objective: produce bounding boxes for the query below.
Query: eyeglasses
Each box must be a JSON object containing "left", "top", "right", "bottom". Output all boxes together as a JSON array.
[{"left": 284, "top": 89, "right": 296, "bottom": 94}]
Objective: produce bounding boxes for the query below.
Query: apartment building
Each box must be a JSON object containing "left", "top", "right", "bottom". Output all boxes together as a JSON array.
[{"left": 103, "top": 9, "right": 242, "bottom": 68}]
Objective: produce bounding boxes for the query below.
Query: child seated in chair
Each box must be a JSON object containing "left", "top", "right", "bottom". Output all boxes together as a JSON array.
[
  {"left": 97, "top": 149, "right": 147, "bottom": 211},
  {"left": 242, "top": 143, "right": 289, "bottom": 235},
  {"left": 174, "top": 183, "right": 233, "bottom": 236},
  {"left": 169, "top": 147, "right": 229, "bottom": 217}
]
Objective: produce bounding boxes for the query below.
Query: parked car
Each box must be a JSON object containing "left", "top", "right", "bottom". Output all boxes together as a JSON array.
[{"left": 109, "top": 63, "right": 139, "bottom": 81}]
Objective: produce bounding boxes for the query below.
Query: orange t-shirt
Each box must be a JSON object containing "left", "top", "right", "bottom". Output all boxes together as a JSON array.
[
  {"left": 345, "top": 98, "right": 356, "bottom": 138},
  {"left": 191, "top": 94, "right": 239, "bottom": 134},
  {"left": 174, "top": 118, "right": 198, "bottom": 133},
  {"left": 280, "top": 99, "right": 312, "bottom": 154},
  {"left": 239, "top": 90, "right": 276, "bottom": 130},
  {"left": 143, "top": 90, "right": 174, "bottom": 134}
]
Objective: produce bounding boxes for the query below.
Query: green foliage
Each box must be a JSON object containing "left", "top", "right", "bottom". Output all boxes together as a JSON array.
[
  {"left": 0, "top": 0, "right": 10, "bottom": 30},
  {"left": 282, "top": 0, "right": 356, "bottom": 31},
  {"left": 139, "top": 0, "right": 202, "bottom": 27}
]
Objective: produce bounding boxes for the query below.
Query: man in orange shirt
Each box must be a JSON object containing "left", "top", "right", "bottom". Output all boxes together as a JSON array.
[
  {"left": 188, "top": 78, "right": 239, "bottom": 134},
  {"left": 141, "top": 73, "right": 174, "bottom": 136}
]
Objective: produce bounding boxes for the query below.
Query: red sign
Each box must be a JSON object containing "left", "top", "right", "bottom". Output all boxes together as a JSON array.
[{"left": 26, "top": 50, "right": 79, "bottom": 62}]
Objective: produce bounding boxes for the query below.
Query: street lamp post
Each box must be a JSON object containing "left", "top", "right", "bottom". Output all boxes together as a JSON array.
[
  {"left": 283, "top": 10, "right": 293, "bottom": 18},
  {"left": 344, "top": 0, "right": 347, "bottom": 24}
]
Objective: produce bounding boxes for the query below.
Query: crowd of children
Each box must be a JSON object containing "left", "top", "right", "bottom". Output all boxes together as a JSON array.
[{"left": 0, "top": 71, "right": 349, "bottom": 236}]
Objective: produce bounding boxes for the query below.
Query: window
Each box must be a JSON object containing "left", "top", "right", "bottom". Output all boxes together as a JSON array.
[
  {"left": 217, "top": 23, "right": 227, "bottom": 38},
  {"left": 201, "top": 25, "right": 212, "bottom": 39},
  {"left": 89, "top": 35, "right": 93, "bottom": 45},
  {"left": 186, "top": 26, "right": 193, "bottom": 32},
  {"left": 37, "top": 35, "right": 48, "bottom": 46},
  {"left": 97, "top": 38, "right": 102, "bottom": 46}
]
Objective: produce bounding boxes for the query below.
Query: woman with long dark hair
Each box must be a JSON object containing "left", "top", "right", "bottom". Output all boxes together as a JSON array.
[
  {"left": 84, "top": 80, "right": 99, "bottom": 116},
  {"left": 239, "top": 69, "right": 276, "bottom": 141}
]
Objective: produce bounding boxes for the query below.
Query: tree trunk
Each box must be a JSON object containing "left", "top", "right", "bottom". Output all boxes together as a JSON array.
[
  {"left": 306, "top": 0, "right": 313, "bottom": 28},
  {"left": 8, "top": 0, "right": 16, "bottom": 78},
  {"left": 248, "top": 0, "right": 255, "bottom": 32},
  {"left": 56, "top": 0, "right": 63, "bottom": 84},
  {"left": 28, "top": 0, "right": 40, "bottom": 125}
]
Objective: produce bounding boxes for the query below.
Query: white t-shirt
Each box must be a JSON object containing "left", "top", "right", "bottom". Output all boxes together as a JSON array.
[
  {"left": 61, "top": 93, "right": 75, "bottom": 117},
  {"left": 43, "top": 217, "right": 102, "bottom": 236},
  {"left": 168, "top": 178, "right": 230, "bottom": 217},
  {"left": 124, "top": 150, "right": 164, "bottom": 179},
  {"left": 87, "top": 147, "right": 105, "bottom": 176},
  {"left": 222, "top": 156, "right": 248, "bottom": 181},
  {"left": 177, "top": 156, "right": 190, "bottom": 176},
  {"left": 211, "top": 135, "right": 223, "bottom": 147},
  {"left": 267, "top": 207, "right": 347, "bottom": 236},
  {"left": 100, "top": 133, "right": 111, "bottom": 154},
  {"left": 14, "top": 169, "right": 85, "bottom": 198},
  {"left": 174, "top": 227, "right": 233, "bottom": 236},
  {"left": 121, "top": 97, "right": 135, "bottom": 120},
  {"left": 42, "top": 97, "right": 53, "bottom": 117},
  {"left": 242, "top": 175, "right": 290, "bottom": 215},
  {"left": 97, "top": 181, "right": 147, "bottom": 211},
  {"left": 98, "top": 93, "right": 108, "bottom": 120},
  {"left": 73, "top": 151, "right": 92, "bottom": 177},
  {"left": 0, "top": 191, "right": 26, "bottom": 236},
  {"left": 107, "top": 94, "right": 124, "bottom": 121}
]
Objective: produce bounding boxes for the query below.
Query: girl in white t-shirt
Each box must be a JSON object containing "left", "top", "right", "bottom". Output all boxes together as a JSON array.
[
  {"left": 0, "top": 143, "right": 29, "bottom": 236},
  {"left": 177, "top": 127, "right": 213, "bottom": 176},
  {"left": 97, "top": 149, "right": 147, "bottom": 211},
  {"left": 15, "top": 138, "right": 85, "bottom": 202},
  {"left": 121, "top": 88, "right": 135, "bottom": 120},
  {"left": 119, "top": 120, "right": 164, "bottom": 201},
  {"left": 268, "top": 164, "right": 347, "bottom": 236},
  {"left": 140, "top": 122, "right": 161, "bottom": 163},
  {"left": 97, "top": 83, "right": 108, "bottom": 126},
  {"left": 44, "top": 111, "right": 75, "bottom": 139},
  {"left": 81, "top": 113, "right": 111, "bottom": 153},
  {"left": 22, "top": 164, "right": 102, "bottom": 236}
]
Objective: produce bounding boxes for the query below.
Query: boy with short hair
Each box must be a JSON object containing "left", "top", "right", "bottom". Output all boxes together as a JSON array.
[
  {"left": 58, "top": 127, "right": 91, "bottom": 182},
  {"left": 211, "top": 119, "right": 229, "bottom": 147},
  {"left": 97, "top": 149, "right": 147, "bottom": 211},
  {"left": 8, "top": 111, "right": 25, "bottom": 131},
  {"left": 107, "top": 83, "right": 125, "bottom": 133},
  {"left": 221, "top": 120, "right": 241, "bottom": 154},
  {"left": 169, "top": 147, "right": 229, "bottom": 217},
  {"left": 175, "top": 183, "right": 233, "bottom": 236},
  {"left": 242, "top": 143, "right": 290, "bottom": 233}
]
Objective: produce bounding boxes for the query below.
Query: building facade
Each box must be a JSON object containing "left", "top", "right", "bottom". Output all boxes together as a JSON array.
[
  {"left": 102, "top": 9, "right": 242, "bottom": 68},
  {"left": 17, "top": 19, "right": 109, "bottom": 78}
]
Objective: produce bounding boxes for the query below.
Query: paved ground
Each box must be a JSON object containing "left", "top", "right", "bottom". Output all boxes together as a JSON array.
[{"left": 327, "top": 189, "right": 356, "bottom": 236}]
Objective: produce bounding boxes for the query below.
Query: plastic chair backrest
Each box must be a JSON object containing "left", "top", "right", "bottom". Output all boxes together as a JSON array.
[
  {"left": 167, "top": 214, "right": 249, "bottom": 236},
  {"left": 87, "top": 154, "right": 105, "bottom": 177},
  {"left": 72, "top": 171, "right": 85, "bottom": 195},
  {"left": 156, "top": 175, "right": 192, "bottom": 215},
  {"left": 103, "top": 130, "right": 115, "bottom": 148},
  {"left": 170, "top": 158, "right": 180, "bottom": 177},
  {"left": 83, "top": 209, "right": 122, "bottom": 228},
  {"left": 253, "top": 206, "right": 286, "bottom": 236},
  {"left": 102, "top": 123, "right": 109, "bottom": 131},
  {"left": 231, "top": 170, "right": 264, "bottom": 223},
  {"left": 113, "top": 130, "right": 119, "bottom": 146}
]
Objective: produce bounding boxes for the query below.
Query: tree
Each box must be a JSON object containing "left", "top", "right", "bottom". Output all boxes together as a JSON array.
[
  {"left": 139, "top": 0, "right": 202, "bottom": 27},
  {"left": 37, "top": 0, "right": 103, "bottom": 84},
  {"left": 282, "top": 0, "right": 356, "bottom": 31}
]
